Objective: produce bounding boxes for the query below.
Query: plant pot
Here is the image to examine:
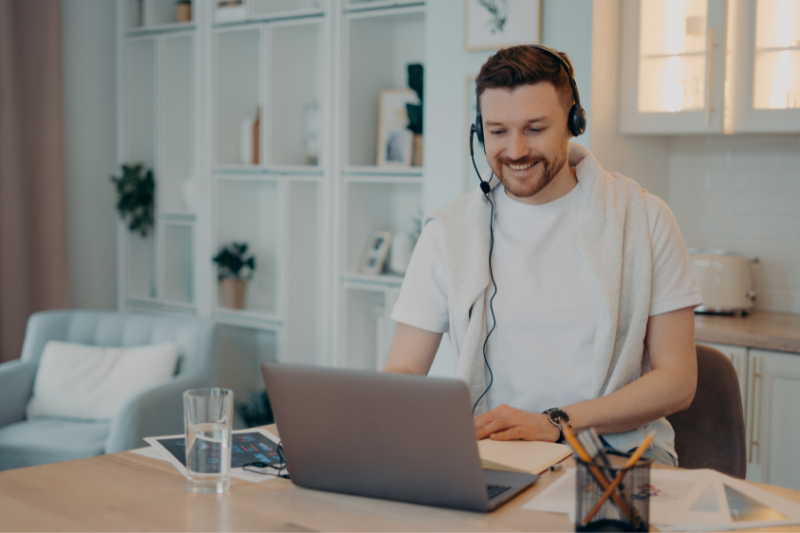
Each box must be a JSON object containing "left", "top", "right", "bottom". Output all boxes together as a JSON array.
[
  {"left": 176, "top": 3, "right": 191, "bottom": 23},
  {"left": 412, "top": 134, "right": 423, "bottom": 166},
  {"left": 220, "top": 278, "right": 248, "bottom": 310}
]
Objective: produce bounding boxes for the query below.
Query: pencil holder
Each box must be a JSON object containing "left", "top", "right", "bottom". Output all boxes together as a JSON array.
[{"left": 575, "top": 451, "right": 652, "bottom": 532}]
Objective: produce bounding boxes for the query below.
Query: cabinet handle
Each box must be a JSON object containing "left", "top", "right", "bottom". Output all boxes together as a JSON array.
[
  {"left": 705, "top": 27, "right": 714, "bottom": 128},
  {"left": 748, "top": 356, "right": 762, "bottom": 463}
]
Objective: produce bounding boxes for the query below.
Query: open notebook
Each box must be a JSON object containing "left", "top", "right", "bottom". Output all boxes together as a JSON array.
[{"left": 479, "top": 439, "right": 573, "bottom": 474}]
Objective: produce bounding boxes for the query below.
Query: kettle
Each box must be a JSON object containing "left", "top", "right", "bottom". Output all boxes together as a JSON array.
[{"left": 688, "top": 249, "right": 757, "bottom": 314}]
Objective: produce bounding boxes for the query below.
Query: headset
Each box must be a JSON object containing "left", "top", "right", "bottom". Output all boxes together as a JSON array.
[{"left": 468, "top": 45, "right": 586, "bottom": 415}]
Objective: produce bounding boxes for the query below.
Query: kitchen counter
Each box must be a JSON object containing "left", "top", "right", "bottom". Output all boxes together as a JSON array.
[{"left": 695, "top": 310, "right": 800, "bottom": 354}]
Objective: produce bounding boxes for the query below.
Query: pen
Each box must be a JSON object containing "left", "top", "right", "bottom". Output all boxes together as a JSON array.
[{"left": 549, "top": 463, "right": 564, "bottom": 472}]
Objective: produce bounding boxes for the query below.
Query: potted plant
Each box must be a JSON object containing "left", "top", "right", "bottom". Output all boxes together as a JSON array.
[
  {"left": 110, "top": 163, "right": 155, "bottom": 237},
  {"left": 175, "top": 0, "right": 191, "bottom": 23},
  {"left": 213, "top": 242, "right": 255, "bottom": 310}
]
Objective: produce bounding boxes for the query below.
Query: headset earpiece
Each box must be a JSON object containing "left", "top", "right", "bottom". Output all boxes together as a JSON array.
[
  {"left": 475, "top": 111, "right": 484, "bottom": 145},
  {"left": 569, "top": 103, "right": 587, "bottom": 137}
]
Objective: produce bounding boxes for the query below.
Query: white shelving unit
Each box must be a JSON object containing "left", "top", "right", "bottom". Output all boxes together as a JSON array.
[
  {"left": 117, "top": 0, "right": 424, "bottom": 379},
  {"left": 120, "top": 25, "right": 198, "bottom": 314},
  {"left": 332, "top": 3, "right": 425, "bottom": 370}
]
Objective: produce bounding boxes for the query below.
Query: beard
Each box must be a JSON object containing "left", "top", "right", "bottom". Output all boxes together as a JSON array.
[{"left": 492, "top": 148, "right": 568, "bottom": 198}]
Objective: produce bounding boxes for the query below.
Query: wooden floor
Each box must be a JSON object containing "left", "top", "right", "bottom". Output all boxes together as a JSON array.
[{"left": 2, "top": 446, "right": 800, "bottom": 531}]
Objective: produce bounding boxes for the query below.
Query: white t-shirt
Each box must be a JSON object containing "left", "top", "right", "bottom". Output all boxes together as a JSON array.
[{"left": 391, "top": 182, "right": 702, "bottom": 415}]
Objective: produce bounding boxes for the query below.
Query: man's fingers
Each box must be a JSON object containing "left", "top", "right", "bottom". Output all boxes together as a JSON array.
[
  {"left": 489, "top": 427, "right": 524, "bottom": 441},
  {"left": 474, "top": 404, "right": 515, "bottom": 430},
  {"left": 476, "top": 418, "right": 514, "bottom": 440},
  {"left": 473, "top": 407, "right": 501, "bottom": 430}
]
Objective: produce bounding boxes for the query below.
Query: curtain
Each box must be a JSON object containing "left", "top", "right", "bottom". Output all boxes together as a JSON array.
[{"left": 0, "top": 0, "right": 70, "bottom": 363}]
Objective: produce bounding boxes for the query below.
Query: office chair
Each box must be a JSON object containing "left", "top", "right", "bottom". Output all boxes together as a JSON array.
[{"left": 666, "top": 344, "right": 747, "bottom": 479}]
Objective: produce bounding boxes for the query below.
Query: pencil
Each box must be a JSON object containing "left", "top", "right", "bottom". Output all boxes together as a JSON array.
[
  {"left": 562, "top": 425, "right": 633, "bottom": 521},
  {"left": 583, "top": 430, "right": 657, "bottom": 526}
]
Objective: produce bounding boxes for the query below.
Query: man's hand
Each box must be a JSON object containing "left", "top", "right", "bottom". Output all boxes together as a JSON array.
[{"left": 474, "top": 404, "right": 561, "bottom": 442}]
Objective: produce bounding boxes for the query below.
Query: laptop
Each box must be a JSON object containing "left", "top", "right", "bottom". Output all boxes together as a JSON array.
[{"left": 261, "top": 363, "right": 539, "bottom": 512}]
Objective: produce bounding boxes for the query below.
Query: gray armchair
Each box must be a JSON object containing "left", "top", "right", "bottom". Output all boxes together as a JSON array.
[{"left": 0, "top": 310, "right": 218, "bottom": 471}]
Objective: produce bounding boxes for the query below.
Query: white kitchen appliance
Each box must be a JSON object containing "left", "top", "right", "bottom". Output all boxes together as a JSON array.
[{"left": 688, "top": 249, "right": 757, "bottom": 314}]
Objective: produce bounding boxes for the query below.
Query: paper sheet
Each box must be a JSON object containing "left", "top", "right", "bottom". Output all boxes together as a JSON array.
[
  {"left": 478, "top": 439, "right": 572, "bottom": 474},
  {"left": 137, "top": 428, "right": 284, "bottom": 483},
  {"left": 658, "top": 473, "right": 800, "bottom": 531},
  {"left": 523, "top": 467, "right": 715, "bottom": 525}
]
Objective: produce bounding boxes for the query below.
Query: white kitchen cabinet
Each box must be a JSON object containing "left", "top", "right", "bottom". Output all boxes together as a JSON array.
[
  {"left": 728, "top": 0, "right": 800, "bottom": 132},
  {"left": 745, "top": 349, "right": 800, "bottom": 489},
  {"left": 620, "top": 0, "right": 728, "bottom": 133},
  {"left": 700, "top": 342, "right": 748, "bottom": 410},
  {"left": 621, "top": 0, "right": 800, "bottom": 134}
]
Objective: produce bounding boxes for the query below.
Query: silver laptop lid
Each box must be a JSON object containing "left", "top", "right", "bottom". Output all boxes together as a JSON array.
[{"left": 261, "top": 363, "right": 490, "bottom": 511}]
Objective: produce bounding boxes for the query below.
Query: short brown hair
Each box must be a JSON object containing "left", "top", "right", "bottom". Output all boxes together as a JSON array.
[{"left": 476, "top": 45, "right": 575, "bottom": 113}]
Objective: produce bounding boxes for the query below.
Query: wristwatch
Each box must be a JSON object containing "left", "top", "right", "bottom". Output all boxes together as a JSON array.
[{"left": 544, "top": 408, "right": 571, "bottom": 444}]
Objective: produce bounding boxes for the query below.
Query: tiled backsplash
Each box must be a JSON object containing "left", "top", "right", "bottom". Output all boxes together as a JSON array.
[{"left": 667, "top": 135, "right": 800, "bottom": 315}]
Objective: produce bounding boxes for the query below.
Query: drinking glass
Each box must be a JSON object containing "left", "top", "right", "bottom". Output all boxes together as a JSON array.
[{"left": 183, "top": 388, "right": 233, "bottom": 493}]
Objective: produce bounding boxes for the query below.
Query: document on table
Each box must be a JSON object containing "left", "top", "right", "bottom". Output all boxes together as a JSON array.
[
  {"left": 478, "top": 439, "right": 572, "bottom": 474},
  {"left": 135, "top": 428, "right": 284, "bottom": 483},
  {"left": 522, "top": 467, "right": 715, "bottom": 525},
  {"left": 658, "top": 473, "right": 800, "bottom": 531}
]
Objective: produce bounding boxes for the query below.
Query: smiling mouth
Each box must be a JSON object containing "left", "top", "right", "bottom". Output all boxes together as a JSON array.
[{"left": 506, "top": 161, "right": 538, "bottom": 171}]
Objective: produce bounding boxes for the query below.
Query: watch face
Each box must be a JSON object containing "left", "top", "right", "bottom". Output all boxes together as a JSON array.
[{"left": 549, "top": 408, "right": 570, "bottom": 426}]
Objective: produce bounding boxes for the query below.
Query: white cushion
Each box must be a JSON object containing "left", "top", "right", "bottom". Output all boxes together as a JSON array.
[{"left": 26, "top": 341, "right": 179, "bottom": 420}]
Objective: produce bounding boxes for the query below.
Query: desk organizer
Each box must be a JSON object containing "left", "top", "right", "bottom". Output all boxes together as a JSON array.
[{"left": 575, "top": 451, "right": 652, "bottom": 532}]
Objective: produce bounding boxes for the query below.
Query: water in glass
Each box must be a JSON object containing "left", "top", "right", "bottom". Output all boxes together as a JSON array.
[{"left": 186, "top": 421, "right": 231, "bottom": 493}]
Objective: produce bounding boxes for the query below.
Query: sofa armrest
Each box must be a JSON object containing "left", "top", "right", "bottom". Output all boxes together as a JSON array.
[
  {"left": 105, "top": 373, "right": 210, "bottom": 453},
  {"left": 0, "top": 360, "right": 37, "bottom": 429}
]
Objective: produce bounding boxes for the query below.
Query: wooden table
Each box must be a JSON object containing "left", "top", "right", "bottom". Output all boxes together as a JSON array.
[{"left": 3, "top": 426, "right": 800, "bottom": 532}]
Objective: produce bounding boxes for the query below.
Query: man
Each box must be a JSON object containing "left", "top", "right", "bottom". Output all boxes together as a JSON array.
[{"left": 383, "top": 45, "right": 702, "bottom": 466}]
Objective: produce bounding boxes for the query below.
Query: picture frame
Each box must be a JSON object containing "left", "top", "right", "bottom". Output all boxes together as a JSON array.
[
  {"left": 376, "top": 89, "right": 418, "bottom": 166},
  {"left": 464, "top": 76, "right": 491, "bottom": 193},
  {"left": 464, "top": 0, "right": 542, "bottom": 51},
  {"left": 361, "top": 231, "right": 393, "bottom": 276}
]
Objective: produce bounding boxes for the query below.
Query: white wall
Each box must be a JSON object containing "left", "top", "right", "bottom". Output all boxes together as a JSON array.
[
  {"left": 62, "top": 0, "right": 118, "bottom": 310},
  {"left": 423, "top": 0, "right": 595, "bottom": 377},
  {"left": 668, "top": 135, "right": 800, "bottom": 314}
]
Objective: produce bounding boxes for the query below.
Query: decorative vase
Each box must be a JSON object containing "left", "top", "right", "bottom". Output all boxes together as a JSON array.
[
  {"left": 412, "top": 134, "right": 423, "bottom": 166},
  {"left": 220, "top": 278, "right": 247, "bottom": 310},
  {"left": 389, "top": 231, "right": 416, "bottom": 275}
]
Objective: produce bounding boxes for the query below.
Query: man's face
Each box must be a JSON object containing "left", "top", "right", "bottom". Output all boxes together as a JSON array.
[{"left": 480, "top": 82, "right": 571, "bottom": 199}]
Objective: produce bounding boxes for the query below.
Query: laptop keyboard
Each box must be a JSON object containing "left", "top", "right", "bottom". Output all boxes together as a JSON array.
[{"left": 486, "top": 484, "right": 511, "bottom": 500}]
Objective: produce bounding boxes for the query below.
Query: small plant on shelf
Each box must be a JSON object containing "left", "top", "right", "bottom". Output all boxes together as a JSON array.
[
  {"left": 110, "top": 163, "right": 155, "bottom": 237},
  {"left": 213, "top": 242, "right": 256, "bottom": 310}
]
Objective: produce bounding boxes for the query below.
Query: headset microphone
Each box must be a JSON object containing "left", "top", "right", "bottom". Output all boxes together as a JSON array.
[{"left": 470, "top": 125, "right": 492, "bottom": 195}]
